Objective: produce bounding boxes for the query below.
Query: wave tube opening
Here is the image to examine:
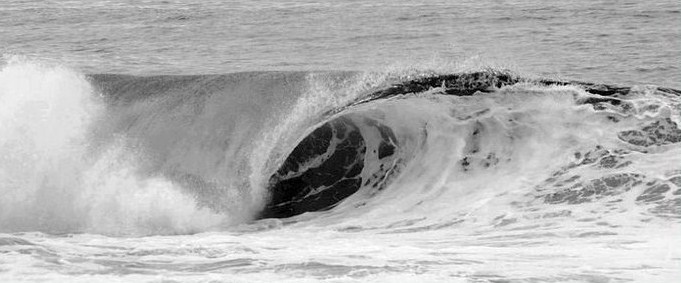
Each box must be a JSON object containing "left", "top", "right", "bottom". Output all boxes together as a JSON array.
[{"left": 258, "top": 111, "right": 405, "bottom": 219}]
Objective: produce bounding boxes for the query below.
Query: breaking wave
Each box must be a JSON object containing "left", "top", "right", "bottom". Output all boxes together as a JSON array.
[{"left": 1, "top": 59, "right": 680, "bottom": 236}]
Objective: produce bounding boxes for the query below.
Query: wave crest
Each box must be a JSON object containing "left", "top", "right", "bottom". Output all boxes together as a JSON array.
[{"left": 2, "top": 59, "right": 680, "bottom": 235}]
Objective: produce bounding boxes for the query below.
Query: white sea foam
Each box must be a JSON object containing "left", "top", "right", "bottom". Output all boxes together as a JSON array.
[{"left": 0, "top": 60, "right": 227, "bottom": 236}]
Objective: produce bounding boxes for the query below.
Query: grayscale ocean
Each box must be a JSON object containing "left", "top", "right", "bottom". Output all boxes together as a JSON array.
[{"left": 1, "top": 0, "right": 680, "bottom": 282}]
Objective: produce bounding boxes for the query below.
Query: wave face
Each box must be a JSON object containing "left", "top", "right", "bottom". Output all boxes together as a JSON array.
[
  {"left": 2, "top": 60, "right": 681, "bottom": 232},
  {"left": 1, "top": 60, "right": 681, "bottom": 281},
  {"left": 0, "top": 61, "right": 370, "bottom": 234}
]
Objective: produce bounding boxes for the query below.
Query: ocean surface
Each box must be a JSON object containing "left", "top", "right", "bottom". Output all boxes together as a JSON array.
[{"left": 1, "top": 0, "right": 680, "bottom": 282}]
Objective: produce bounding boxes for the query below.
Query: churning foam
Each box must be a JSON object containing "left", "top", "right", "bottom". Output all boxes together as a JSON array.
[{"left": 0, "top": 60, "right": 225, "bottom": 236}]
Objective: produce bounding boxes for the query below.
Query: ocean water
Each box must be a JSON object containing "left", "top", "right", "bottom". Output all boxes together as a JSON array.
[{"left": 1, "top": 0, "right": 680, "bottom": 282}]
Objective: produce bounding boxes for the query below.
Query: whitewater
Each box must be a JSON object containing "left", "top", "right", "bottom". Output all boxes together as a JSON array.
[{"left": 1, "top": 0, "right": 681, "bottom": 282}]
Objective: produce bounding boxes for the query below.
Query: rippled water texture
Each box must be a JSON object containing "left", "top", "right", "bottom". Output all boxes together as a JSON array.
[{"left": 1, "top": 0, "right": 680, "bottom": 87}]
